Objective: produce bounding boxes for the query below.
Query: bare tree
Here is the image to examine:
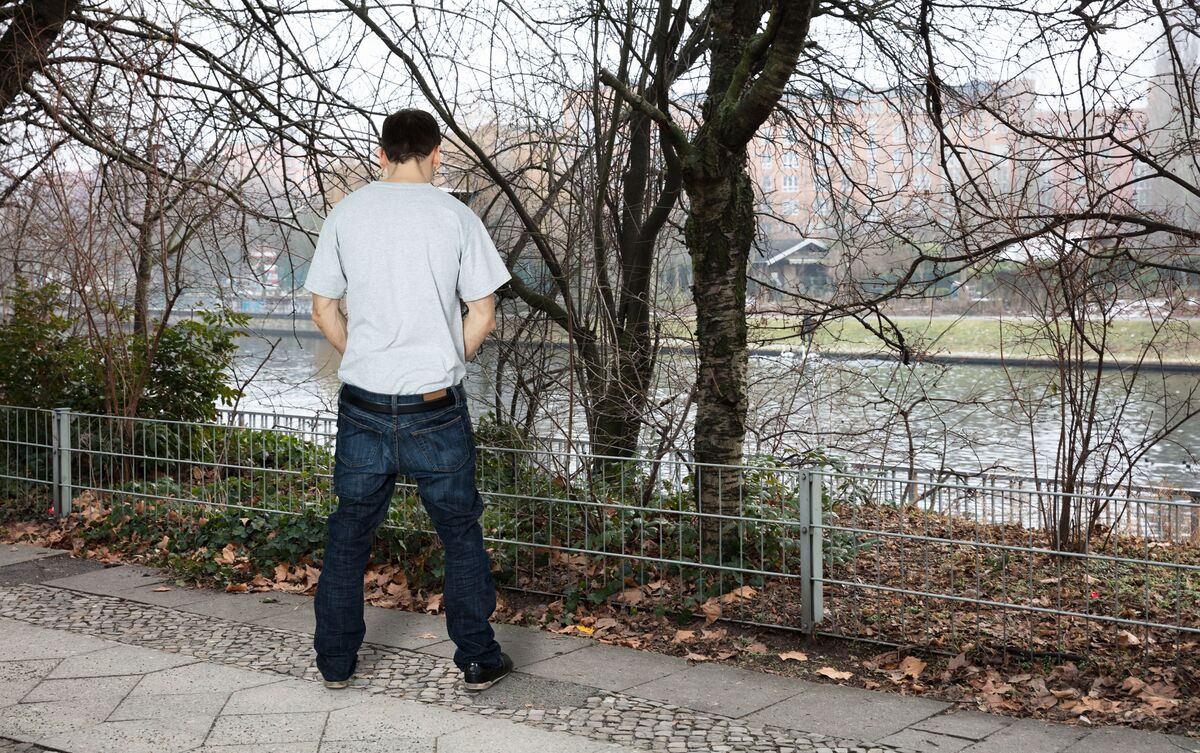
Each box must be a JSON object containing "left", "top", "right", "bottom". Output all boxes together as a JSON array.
[
  {"left": 279, "top": 1, "right": 710, "bottom": 463},
  {"left": 595, "top": 2, "right": 819, "bottom": 519}
]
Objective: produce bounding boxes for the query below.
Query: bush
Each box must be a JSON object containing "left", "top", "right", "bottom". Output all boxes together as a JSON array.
[
  {"left": 0, "top": 279, "right": 101, "bottom": 411},
  {"left": 0, "top": 278, "right": 245, "bottom": 420}
]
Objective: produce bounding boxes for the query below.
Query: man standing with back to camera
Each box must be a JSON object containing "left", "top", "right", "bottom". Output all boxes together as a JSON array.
[{"left": 305, "top": 108, "right": 514, "bottom": 691}]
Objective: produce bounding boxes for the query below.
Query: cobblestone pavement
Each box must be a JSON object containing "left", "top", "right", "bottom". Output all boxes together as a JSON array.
[{"left": 0, "top": 584, "right": 896, "bottom": 753}]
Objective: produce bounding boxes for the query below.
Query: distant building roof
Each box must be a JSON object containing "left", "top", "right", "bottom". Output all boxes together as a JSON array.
[
  {"left": 997, "top": 231, "right": 1115, "bottom": 262},
  {"left": 758, "top": 238, "right": 830, "bottom": 266}
]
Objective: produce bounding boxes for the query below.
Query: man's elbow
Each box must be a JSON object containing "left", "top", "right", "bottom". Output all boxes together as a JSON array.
[{"left": 311, "top": 308, "right": 330, "bottom": 332}]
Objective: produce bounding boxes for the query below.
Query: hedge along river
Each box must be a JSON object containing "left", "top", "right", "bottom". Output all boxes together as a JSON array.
[{"left": 227, "top": 332, "right": 1200, "bottom": 489}]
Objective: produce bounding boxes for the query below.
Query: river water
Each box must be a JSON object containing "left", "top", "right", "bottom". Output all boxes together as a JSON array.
[{"left": 227, "top": 332, "right": 1200, "bottom": 489}]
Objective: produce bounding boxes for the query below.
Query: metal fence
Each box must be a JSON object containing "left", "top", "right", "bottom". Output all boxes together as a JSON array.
[
  {"left": 2, "top": 404, "right": 1197, "bottom": 660},
  {"left": 214, "top": 405, "right": 1200, "bottom": 533},
  {"left": 0, "top": 406, "right": 54, "bottom": 506}
]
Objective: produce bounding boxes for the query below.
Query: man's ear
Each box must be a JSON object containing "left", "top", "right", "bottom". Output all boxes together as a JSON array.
[
  {"left": 378, "top": 147, "right": 388, "bottom": 171},
  {"left": 430, "top": 145, "right": 441, "bottom": 171}
]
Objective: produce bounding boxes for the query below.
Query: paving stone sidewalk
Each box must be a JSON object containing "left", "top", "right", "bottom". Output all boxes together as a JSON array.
[{"left": 1, "top": 542, "right": 1196, "bottom": 753}]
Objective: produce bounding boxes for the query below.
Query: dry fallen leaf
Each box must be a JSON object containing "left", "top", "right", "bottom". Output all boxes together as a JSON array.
[
  {"left": 1033, "top": 693, "right": 1059, "bottom": 710},
  {"left": 816, "top": 666, "right": 853, "bottom": 681},
  {"left": 899, "top": 656, "right": 927, "bottom": 679},
  {"left": 593, "top": 617, "right": 620, "bottom": 632},
  {"left": 744, "top": 642, "right": 769, "bottom": 655},
  {"left": 151, "top": 586, "right": 171, "bottom": 592},
  {"left": 673, "top": 630, "right": 697, "bottom": 644},
  {"left": 685, "top": 652, "right": 712, "bottom": 662},
  {"left": 418, "top": 632, "right": 438, "bottom": 640},
  {"left": 699, "top": 598, "right": 722, "bottom": 625},
  {"left": 1116, "top": 630, "right": 1141, "bottom": 648},
  {"left": 720, "top": 585, "right": 757, "bottom": 603},
  {"left": 947, "top": 652, "right": 970, "bottom": 672},
  {"left": 779, "top": 650, "right": 808, "bottom": 662},
  {"left": 1122, "top": 676, "right": 1147, "bottom": 694},
  {"left": 215, "top": 543, "right": 240, "bottom": 566},
  {"left": 618, "top": 587, "right": 644, "bottom": 606},
  {"left": 224, "top": 583, "right": 248, "bottom": 593},
  {"left": 425, "top": 593, "right": 443, "bottom": 614},
  {"left": 1140, "top": 693, "right": 1179, "bottom": 712}
]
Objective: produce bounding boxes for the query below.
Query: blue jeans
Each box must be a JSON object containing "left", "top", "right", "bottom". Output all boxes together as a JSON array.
[{"left": 314, "top": 380, "right": 502, "bottom": 681}]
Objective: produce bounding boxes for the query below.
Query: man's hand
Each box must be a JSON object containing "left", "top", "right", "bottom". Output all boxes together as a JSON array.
[
  {"left": 463, "top": 294, "right": 497, "bottom": 361},
  {"left": 311, "top": 293, "right": 348, "bottom": 354}
]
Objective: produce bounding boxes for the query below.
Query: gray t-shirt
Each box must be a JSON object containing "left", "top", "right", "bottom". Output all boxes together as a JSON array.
[{"left": 303, "top": 181, "right": 512, "bottom": 395}]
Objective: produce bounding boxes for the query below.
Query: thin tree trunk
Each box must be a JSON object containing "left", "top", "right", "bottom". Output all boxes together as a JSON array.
[{"left": 132, "top": 186, "right": 156, "bottom": 338}]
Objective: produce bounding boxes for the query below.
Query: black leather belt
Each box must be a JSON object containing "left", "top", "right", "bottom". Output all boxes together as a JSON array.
[{"left": 339, "top": 386, "right": 457, "bottom": 415}]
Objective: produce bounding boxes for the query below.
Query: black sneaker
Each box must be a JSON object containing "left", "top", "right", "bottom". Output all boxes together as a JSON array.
[{"left": 462, "top": 652, "right": 514, "bottom": 691}]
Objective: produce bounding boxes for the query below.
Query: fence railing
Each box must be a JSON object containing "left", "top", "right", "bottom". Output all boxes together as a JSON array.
[
  {"left": 2, "top": 404, "right": 1197, "bottom": 660},
  {"left": 0, "top": 406, "right": 54, "bottom": 499}
]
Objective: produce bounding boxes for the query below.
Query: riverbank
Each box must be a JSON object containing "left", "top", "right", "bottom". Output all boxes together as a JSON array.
[
  {"left": 740, "top": 314, "right": 1200, "bottom": 369},
  {"left": 230, "top": 312, "right": 1200, "bottom": 372}
]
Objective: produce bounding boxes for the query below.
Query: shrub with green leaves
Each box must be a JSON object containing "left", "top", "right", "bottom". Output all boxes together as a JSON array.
[
  {"left": 0, "top": 279, "right": 101, "bottom": 412},
  {"left": 0, "top": 277, "right": 245, "bottom": 421}
]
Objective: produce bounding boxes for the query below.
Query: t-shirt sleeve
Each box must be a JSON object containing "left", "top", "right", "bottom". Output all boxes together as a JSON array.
[
  {"left": 303, "top": 211, "right": 347, "bottom": 299},
  {"left": 457, "top": 213, "right": 512, "bottom": 301}
]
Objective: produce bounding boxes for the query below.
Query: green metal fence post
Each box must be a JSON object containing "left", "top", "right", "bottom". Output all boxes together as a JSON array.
[
  {"left": 51, "top": 408, "right": 72, "bottom": 518},
  {"left": 798, "top": 470, "right": 824, "bottom": 632}
]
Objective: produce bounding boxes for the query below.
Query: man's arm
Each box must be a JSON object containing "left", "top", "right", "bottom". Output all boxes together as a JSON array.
[
  {"left": 311, "top": 293, "right": 348, "bottom": 354},
  {"left": 463, "top": 294, "right": 497, "bottom": 361}
]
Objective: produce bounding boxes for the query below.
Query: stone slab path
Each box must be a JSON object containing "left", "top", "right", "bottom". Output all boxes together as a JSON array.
[{"left": 0, "top": 543, "right": 1195, "bottom": 753}]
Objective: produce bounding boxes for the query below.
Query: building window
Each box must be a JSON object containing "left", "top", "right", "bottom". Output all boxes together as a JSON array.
[
  {"left": 782, "top": 151, "right": 799, "bottom": 168},
  {"left": 762, "top": 152, "right": 774, "bottom": 169},
  {"left": 782, "top": 199, "right": 800, "bottom": 216},
  {"left": 1131, "top": 161, "right": 1152, "bottom": 209},
  {"left": 761, "top": 173, "right": 774, "bottom": 191},
  {"left": 782, "top": 174, "right": 799, "bottom": 192}
]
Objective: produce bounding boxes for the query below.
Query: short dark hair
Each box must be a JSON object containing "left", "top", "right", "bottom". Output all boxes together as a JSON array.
[{"left": 380, "top": 109, "right": 442, "bottom": 164}]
